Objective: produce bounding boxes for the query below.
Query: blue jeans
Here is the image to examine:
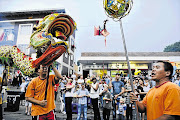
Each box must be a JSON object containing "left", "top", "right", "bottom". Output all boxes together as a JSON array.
[
  {"left": 77, "top": 104, "right": 87, "bottom": 120},
  {"left": 100, "top": 96, "right": 103, "bottom": 108},
  {"left": 63, "top": 93, "right": 66, "bottom": 112}
]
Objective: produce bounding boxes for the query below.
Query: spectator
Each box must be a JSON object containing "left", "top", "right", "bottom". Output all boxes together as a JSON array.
[
  {"left": 20, "top": 78, "right": 28, "bottom": 105},
  {"left": 143, "top": 77, "right": 150, "bottom": 92},
  {"left": 105, "top": 75, "right": 110, "bottom": 86},
  {"left": 12, "top": 74, "right": 18, "bottom": 87},
  {"left": 99, "top": 78, "right": 107, "bottom": 108},
  {"left": 60, "top": 76, "right": 67, "bottom": 114},
  {"left": 2, "top": 69, "right": 8, "bottom": 86},
  {"left": 71, "top": 72, "right": 77, "bottom": 81},
  {"left": 174, "top": 75, "right": 180, "bottom": 86},
  {"left": 117, "top": 98, "right": 126, "bottom": 120},
  {"left": 77, "top": 75, "right": 84, "bottom": 88},
  {"left": 65, "top": 78, "right": 75, "bottom": 120},
  {"left": 54, "top": 81, "right": 60, "bottom": 101},
  {"left": 124, "top": 80, "right": 133, "bottom": 120},
  {"left": 101, "top": 84, "right": 112, "bottom": 120},
  {"left": 136, "top": 78, "right": 147, "bottom": 120},
  {"left": 18, "top": 72, "right": 23, "bottom": 86},
  {"left": 109, "top": 73, "right": 125, "bottom": 120},
  {"left": 76, "top": 83, "right": 89, "bottom": 120},
  {"left": 89, "top": 77, "right": 101, "bottom": 120}
]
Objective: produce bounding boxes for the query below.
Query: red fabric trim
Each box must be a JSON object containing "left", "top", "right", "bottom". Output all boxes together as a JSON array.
[{"left": 155, "top": 81, "right": 170, "bottom": 88}]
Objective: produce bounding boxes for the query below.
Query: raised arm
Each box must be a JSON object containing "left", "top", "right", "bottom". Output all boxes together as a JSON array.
[
  {"left": 109, "top": 78, "right": 112, "bottom": 89},
  {"left": 92, "top": 83, "right": 99, "bottom": 91},
  {"left": 51, "top": 64, "right": 62, "bottom": 83}
]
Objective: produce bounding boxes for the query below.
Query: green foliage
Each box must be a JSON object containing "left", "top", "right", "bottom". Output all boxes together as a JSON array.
[{"left": 163, "top": 41, "right": 180, "bottom": 52}]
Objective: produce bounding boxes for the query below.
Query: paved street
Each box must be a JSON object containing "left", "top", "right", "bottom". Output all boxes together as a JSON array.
[
  {"left": 2, "top": 86, "right": 104, "bottom": 120},
  {"left": 2, "top": 86, "right": 146, "bottom": 120},
  {"left": 2, "top": 103, "right": 96, "bottom": 120}
]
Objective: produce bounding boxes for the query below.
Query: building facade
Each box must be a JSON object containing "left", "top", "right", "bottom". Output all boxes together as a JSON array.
[
  {"left": 78, "top": 52, "right": 180, "bottom": 78},
  {"left": 0, "top": 9, "right": 77, "bottom": 77}
]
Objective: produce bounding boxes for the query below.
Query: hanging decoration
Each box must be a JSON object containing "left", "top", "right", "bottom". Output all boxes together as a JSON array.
[{"left": 94, "top": 19, "right": 109, "bottom": 46}]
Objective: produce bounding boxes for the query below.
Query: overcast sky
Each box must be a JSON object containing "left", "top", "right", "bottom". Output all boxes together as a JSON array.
[{"left": 0, "top": 0, "right": 180, "bottom": 62}]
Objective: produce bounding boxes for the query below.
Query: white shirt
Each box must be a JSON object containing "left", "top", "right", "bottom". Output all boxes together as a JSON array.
[
  {"left": 99, "top": 83, "right": 106, "bottom": 94},
  {"left": 77, "top": 79, "right": 84, "bottom": 88},
  {"left": 78, "top": 79, "right": 84, "bottom": 84},
  {"left": 20, "top": 82, "right": 27, "bottom": 92},
  {"left": 174, "top": 80, "right": 180, "bottom": 85},
  {"left": 71, "top": 74, "right": 76, "bottom": 81},
  {"left": 65, "top": 83, "right": 75, "bottom": 97},
  {"left": 90, "top": 82, "right": 99, "bottom": 98}
]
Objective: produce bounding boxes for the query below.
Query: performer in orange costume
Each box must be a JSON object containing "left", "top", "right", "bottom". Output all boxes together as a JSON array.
[{"left": 130, "top": 61, "right": 180, "bottom": 120}]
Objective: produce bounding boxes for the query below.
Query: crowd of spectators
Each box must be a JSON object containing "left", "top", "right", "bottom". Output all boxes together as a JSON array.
[{"left": 1, "top": 69, "right": 180, "bottom": 120}]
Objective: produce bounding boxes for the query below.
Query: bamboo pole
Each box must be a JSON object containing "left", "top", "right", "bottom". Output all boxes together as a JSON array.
[{"left": 119, "top": 19, "right": 140, "bottom": 120}]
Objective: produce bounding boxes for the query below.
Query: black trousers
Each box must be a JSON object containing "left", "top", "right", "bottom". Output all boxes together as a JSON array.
[
  {"left": 112, "top": 97, "right": 116, "bottom": 119},
  {"left": 91, "top": 98, "right": 101, "bottom": 120},
  {"left": 0, "top": 104, "right": 2, "bottom": 120},
  {"left": 103, "top": 108, "right": 110, "bottom": 120},
  {"left": 65, "top": 97, "right": 72, "bottom": 120},
  {"left": 126, "top": 104, "right": 132, "bottom": 120},
  {"left": 54, "top": 91, "right": 58, "bottom": 101}
]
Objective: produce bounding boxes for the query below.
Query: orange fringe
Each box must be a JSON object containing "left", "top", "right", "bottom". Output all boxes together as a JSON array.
[{"left": 32, "top": 45, "right": 66, "bottom": 68}]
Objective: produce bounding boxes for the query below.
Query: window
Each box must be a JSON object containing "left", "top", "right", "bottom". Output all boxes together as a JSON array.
[
  {"left": 65, "top": 53, "right": 68, "bottom": 58},
  {"left": 17, "top": 24, "right": 33, "bottom": 45},
  {"left": 19, "top": 24, "right": 32, "bottom": 35},
  {"left": 71, "top": 55, "right": 74, "bottom": 60}
]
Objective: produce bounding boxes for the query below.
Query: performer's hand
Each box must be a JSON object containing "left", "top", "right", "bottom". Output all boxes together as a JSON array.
[
  {"left": 114, "top": 95, "right": 118, "bottom": 99},
  {"left": 39, "top": 100, "right": 47, "bottom": 107},
  {"left": 49, "top": 63, "right": 54, "bottom": 68},
  {"left": 130, "top": 92, "right": 139, "bottom": 103}
]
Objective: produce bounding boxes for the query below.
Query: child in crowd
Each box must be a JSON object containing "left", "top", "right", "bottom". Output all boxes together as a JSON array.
[
  {"left": 117, "top": 98, "right": 126, "bottom": 120},
  {"left": 99, "top": 78, "right": 107, "bottom": 108},
  {"left": 101, "top": 84, "right": 112, "bottom": 120},
  {"left": 76, "top": 83, "right": 89, "bottom": 120}
]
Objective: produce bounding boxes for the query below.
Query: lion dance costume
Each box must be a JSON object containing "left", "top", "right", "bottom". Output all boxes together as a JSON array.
[{"left": 0, "top": 13, "right": 76, "bottom": 76}]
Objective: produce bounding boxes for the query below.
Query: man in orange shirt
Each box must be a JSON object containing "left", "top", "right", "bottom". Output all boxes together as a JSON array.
[
  {"left": 130, "top": 61, "right": 180, "bottom": 120},
  {"left": 25, "top": 64, "right": 62, "bottom": 120}
]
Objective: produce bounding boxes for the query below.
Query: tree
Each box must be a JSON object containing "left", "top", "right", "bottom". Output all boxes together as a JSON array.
[{"left": 163, "top": 41, "right": 180, "bottom": 52}]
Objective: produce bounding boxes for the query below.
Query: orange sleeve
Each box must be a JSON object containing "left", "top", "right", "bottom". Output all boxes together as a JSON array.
[
  {"left": 141, "top": 94, "right": 147, "bottom": 107},
  {"left": 50, "top": 75, "right": 55, "bottom": 86},
  {"left": 163, "top": 88, "right": 180, "bottom": 115},
  {"left": 25, "top": 80, "right": 35, "bottom": 98}
]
